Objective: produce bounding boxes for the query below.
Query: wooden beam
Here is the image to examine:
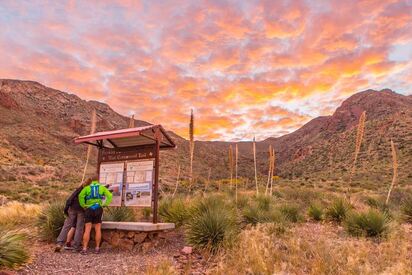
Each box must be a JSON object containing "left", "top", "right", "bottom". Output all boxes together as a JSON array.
[{"left": 106, "top": 139, "right": 118, "bottom": 148}]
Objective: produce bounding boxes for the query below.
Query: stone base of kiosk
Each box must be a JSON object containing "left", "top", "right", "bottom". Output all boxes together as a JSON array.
[{"left": 101, "top": 222, "right": 175, "bottom": 251}]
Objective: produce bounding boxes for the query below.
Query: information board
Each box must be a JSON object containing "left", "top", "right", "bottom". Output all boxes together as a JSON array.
[
  {"left": 99, "top": 162, "right": 124, "bottom": 206},
  {"left": 125, "top": 160, "right": 154, "bottom": 207}
]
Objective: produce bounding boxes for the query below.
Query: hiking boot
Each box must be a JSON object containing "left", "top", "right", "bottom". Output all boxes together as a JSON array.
[
  {"left": 94, "top": 247, "right": 100, "bottom": 254},
  {"left": 80, "top": 249, "right": 87, "bottom": 255},
  {"left": 64, "top": 243, "right": 74, "bottom": 250},
  {"left": 54, "top": 244, "right": 63, "bottom": 253}
]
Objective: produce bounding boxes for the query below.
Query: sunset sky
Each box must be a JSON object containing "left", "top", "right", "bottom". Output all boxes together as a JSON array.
[{"left": 1, "top": 0, "right": 411, "bottom": 140}]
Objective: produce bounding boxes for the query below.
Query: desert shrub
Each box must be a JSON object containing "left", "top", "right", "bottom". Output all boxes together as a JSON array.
[
  {"left": 37, "top": 201, "right": 65, "bottom": 241},
  {"left": 345, "top": 209, "right": 390, "bottom": 238},
  {"left": 308, "top": 203, "right": 323, "bottom": 221},
  {"left": 142, "top": 207, "right": 152, "bottom": 220},
  {"left": 0, "top": 201, "right": 41, "bottom": 229},
  {"left": 103, "top": 207, "right": 136, "bottom": 222},
  {"left": 185, "top": 195, "right": 238, "bottom": 253},
  {"left": 0, "top": 229, "right": 29, "bottom": 268},
  {"left": 401, "top": 196, "right": 412, "bottom": 223},
  {"left": 279, "top": 204, "right": 301, "bottom": 223},
  {"left": 326, "top": 198, "right": 350, "bottom": 223},
  {"left": 254, "top": 195, "right": 272, "bottom": 211},
  {"left": 159, "top": 197, "right": 190, "bottom": 227},
  {"left": 242, "top": 204, "right": 283, "bottom": 225}
]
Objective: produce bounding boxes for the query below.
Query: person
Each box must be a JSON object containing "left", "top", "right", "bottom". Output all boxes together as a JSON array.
[
  {"left": 55, "top": 183, "right": 86, "bottom": 252},
  {"left": 79, "top": 176, "right": 112, "bottom": 254}
]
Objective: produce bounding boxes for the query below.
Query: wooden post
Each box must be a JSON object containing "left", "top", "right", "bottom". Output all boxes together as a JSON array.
[{"left": 153, "top": 129, "right": 161, "bottom": 224}]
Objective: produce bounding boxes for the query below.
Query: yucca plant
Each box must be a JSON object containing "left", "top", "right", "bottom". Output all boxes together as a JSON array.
[
  {"left": 279, "top": 204, "right": 301, "bottom": 223},
  {"left": 345, "top": 209, "right": 390, "bottom": 238},
  {"left": 349, "top": 111, "right": 366, "bottom": 185},
  {"left": 401, "top": 196, "right": 412, "bottom": 223},
  {"left": 386, "top": 140, "right": 398, "bottom": 205},
  {"left": 81, "top": 109, "right": 97, "bottom": 184},
  {"left": 37, "top": 201, "right": 66, "bottom": 241},
  {"left": 326, "top": 198, "right": 350, "bottom": 223},
  {"left": 0, "top": 229, "right": 29, "bottom": 268},
  {"left": 185, "top": 195, "right": 238, "bottom": 253},
  {"left": 103, "top": 207, "right": 136, "bottom": 222},
  {"left": 308, "top": 203, "right": 324, "bottom": 221},
  {"left": 159, "top": 197, "right": 189, "bottom": 227},
  {"left": 189, "top": 109, "right": 195, "bottom": 189}
]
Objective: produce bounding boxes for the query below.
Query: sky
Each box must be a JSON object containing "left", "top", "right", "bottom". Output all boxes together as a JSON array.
[{"left": 0, "top": 0, "right": 411, "bottom": 141}]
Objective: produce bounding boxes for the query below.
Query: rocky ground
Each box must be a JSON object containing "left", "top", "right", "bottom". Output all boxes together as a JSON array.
[{"left": 11, "top": 230, "right": 210, "bottom": 275}]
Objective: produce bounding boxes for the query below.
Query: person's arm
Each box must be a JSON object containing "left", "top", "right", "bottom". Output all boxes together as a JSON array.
[
  {"left": 101, "top": 185, "right": 113, "bottom": 207},
  {"left": 65, "top": 187, "right": 81, "bottom": 213},
  {"left": 78, "top": 186, "right": 88, "bottom": 208}
]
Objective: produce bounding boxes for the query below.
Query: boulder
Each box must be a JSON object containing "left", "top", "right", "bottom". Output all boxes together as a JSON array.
[
  {"left": 181, "top": 246, "right": 193, "bottom": 255},
  {"left": 127, "top": 231, "right": 135, "bottom": 239},
  {"left": 119, "top": 239, "right": 134, "bottom": 251},
  {"left": 110, "top": 231, "right": 121, "bottom": 247}
]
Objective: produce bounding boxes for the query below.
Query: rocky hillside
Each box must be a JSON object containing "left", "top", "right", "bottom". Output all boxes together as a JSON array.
[{"left": 0, "top": 79, "right": 411, "bottom": 190}]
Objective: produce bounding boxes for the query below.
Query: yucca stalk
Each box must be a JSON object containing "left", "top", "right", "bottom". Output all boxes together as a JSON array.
[
  {"left": 386, "top": 140, "right": 398, "bottom": 205},
  {"left": 270, "top": 148, "right": 276, "bottom": 196},
  {"left": 265, "top": 145, "right": 273, "bottom": 195},
  {"left": 229, "top": 145, "right": 234, "bottom": 189},
  {"left": 349, "top": 111, "right": 366, "bottom": 185},
  {"left": 253, "top": 136, "right": 258, "bottom": 195},
  {"left": 128, "top": 114, "right": 135, "bottom": 128},
  {"left": 235, "top": 143, "right": 238, "bottom": 204},
  {"left": 81, "top": 109, "right": 96, "bottom": 184},
  {"left": 204, "top": 167, "right": 212, "bottom": 194},
  {"left": 172, "top": 164, "right": 180, "bottom": 198},
  {"left": 189, "top": 109, "right": 195, "bottom": 190}
]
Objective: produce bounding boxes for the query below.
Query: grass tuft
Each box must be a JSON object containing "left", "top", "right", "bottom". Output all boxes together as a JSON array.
[
  {"left": 326, "top": 198, "right": 350, "bottom": 223},
  {"left": 345, "top": 209, "right": 390, "bottom": 238},
  {"left": 37, "top": 201, "right": 65, "bottom": 241},
  {"left": 308, "top": 203, "right": 324, "bottom": 221},
  {"left": 0, "top": 229, "right": 29, "bottom": 268},
  {"left": 159, "top": 197, "right": 190, "bottom": 227},
  {"left": 104, "top": 207, "right": 136, "bottom": 222}
]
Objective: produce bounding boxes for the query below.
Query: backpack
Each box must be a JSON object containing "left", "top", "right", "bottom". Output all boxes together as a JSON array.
[{"left": 85, "top": 184, "right": 102, "bottom": 201}]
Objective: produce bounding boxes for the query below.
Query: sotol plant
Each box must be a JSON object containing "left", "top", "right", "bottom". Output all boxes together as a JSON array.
[
  {"left": 308, "top": 203, "right": 324, "bottom": 221},
  {"left": 0, "top": 229, "right": 29, "bottom": 268},
  {"left": 189, "top": 109, "right": 195, "bottom": 189},
  {"left": 385, "top": 140, "right": 398, "bottom": 205},
  {"left": 103, "top": 207, "right": 136, "bottom": 222},
  {"left": 345, "top": 209, "right": 390, "bottom": 238},
  {"left": 326, "top": 198, "right": 350, "bottom": 223},
  {"left": 37, "top": 201, "right": 66, "bottom": 241},
  {"left": 401, "top": 196, "right": 412, "bottom": 223},
  {"left": 159, "top": 197, "right": 190, "bottom": 227}
]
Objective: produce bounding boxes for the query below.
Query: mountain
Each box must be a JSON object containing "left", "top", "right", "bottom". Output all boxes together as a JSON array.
[{"left": 0, "top": 79, "right": 411, "bottom": 191}]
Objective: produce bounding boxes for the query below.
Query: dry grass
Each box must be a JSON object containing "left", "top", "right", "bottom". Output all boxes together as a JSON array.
[
  {"left": 145, "top": 259, "right": 176, "bottom": 275},
  {"left": 0, "top": 201, "right": 41, "bottom": 230},
  {"left": 216, "top": 223, "right": 412, "bottom": 275}
]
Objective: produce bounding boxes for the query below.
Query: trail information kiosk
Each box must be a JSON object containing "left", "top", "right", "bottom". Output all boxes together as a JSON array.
[{"left": 74, "top": 125, "right": 176, "bottom": 223}]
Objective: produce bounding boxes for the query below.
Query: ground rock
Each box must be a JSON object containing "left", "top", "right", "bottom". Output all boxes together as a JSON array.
[
  {"left": 102, "top": 230, "right": 113, "bottom": 242},
  {"left": 119, "top": 239, "right": 134, "bottom": 251},
  {"left": 127, "top": 231, "right": 135, "bottom": 239},
  {"left": 142, "top": 241, "right": 154, "bottom": 253},
  {"left": 133, "top": 232, "right": 147, "bottom": 244},
  {"left": 110, "top": 232, "right": 121, "bottom": 247},
  {"left": 181, "top": 246, "right": 193, "bottom": 254}
]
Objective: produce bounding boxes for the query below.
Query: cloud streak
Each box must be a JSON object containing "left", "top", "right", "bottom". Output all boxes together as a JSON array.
[{"left": 0, "top": 0, "right": 411, "bottom": 140}]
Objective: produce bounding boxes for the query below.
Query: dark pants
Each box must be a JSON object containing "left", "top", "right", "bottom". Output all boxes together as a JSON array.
[{"left": 56, "top": 207, "right": 84, "bottom": 249}]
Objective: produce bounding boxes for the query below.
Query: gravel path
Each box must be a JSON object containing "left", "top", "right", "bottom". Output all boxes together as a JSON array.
[{"left": 16, "top": 231, "right": 197, "bottom": 275}]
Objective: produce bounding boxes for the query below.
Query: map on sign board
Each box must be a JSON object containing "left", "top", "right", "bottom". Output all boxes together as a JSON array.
[
  {"left": 99, "top": 162, "right": 124, "bottom": 206},
  {"left": 125, "top": 160, "right": 154, "bottom": 207}
]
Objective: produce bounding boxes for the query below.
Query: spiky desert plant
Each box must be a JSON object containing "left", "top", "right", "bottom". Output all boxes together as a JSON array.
[
  {"left": 229, "top": 145, "right": 234, "bottom": 189},
  {"left": 128, "top": 114, "right": 135, "bottom": 128},
  {"left": 326, "top": 198, "right": 351, "bottom": 223},
  {"left": 204, "top": 167, "right": 212, "bottom": 194},
  {"left": 349, "top": 111, "right": 366, "bottom": 185},
  {"left": 104, "top": 207, "right": 136, "bottom": 222},
  {"left": 0, "top": 229, "right": 29, "bottom": 268},
  {"left": 37, "top": 201, "right": 66, "bottom": 241},
  {"left": 159, "top": 197, "right": 189, "bottom": 227},
  {"left": 385, "top": 140, "right": 398, "bottom": 205},
  {"left": 345, "top": 209, "right": 390, "bottom": 238},
  {"left": 401, "top": 196, "right": 412, "bottom": 223},
  {"left": 235, "top": 143, "right": 239, "bottom": 204},
  {"left": 172, "top": 164, "right": 180, "bottom": 197},
  {"left": 308, "top": 203, "right": 324, "bottom": 221},
  {"left": 81, "top": 109, "right": 96, "bottom": 184},
  {"left": 189, "top": 109, "right": 195, "bottom": 189},
  {"left": 253, "top": 136, "right": 258, "bottom": 195}
]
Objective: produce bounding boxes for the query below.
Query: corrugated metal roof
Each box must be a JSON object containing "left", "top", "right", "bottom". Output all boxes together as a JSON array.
[{"left": 74, "top": 124, "right": 176, "bottom": 149}]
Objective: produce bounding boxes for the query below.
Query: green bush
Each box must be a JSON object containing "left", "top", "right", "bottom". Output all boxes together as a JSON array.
[
  {"left": 103, "top": 207, "right": 136, "bottom": 222},
  {"left": 159, "top": 197, "right": 190, "bottom": 227},
  {"left": 326, "top": 198, "right": 350, "bottom": 223},
  {"left": 254, "top": 195, "right": 272, "bottom": 211},
  {"left": 242, "top": 204, "right": 282, "bottom": 225},
  {"left": 0, "top": 229, "right": 29, "bottom": 268},
  {"left": 279, "top": 204, "right": 301, "bottom": 223},
  {"left": 308, "top": 203, "right": 323, "bottom": 221},
  {"left": 345, "top": 209, "right": 390, "bottom": 238},
  {"left": 37, "top": 201, "right": 65, "bottom": 241},
  {"left": 185, "top": 195, "right": 238, "bottom": 253},
  {"left": 401, "top": 196, "right": 412, "bottom": 223}
]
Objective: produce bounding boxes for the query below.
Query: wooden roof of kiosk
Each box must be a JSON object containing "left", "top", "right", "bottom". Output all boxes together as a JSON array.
[
  {"left": 74, "top": 124, "right": 176, "bottom": 149},
  {"left": 74, "top": 124, "right": 176, "bottom": 225}
]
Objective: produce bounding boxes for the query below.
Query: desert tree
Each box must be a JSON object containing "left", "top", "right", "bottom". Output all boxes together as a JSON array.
[
  {"left": 386, "top": 140, "right": 398, "bottom": 205},
  {"left": 253, "top": 136, "right": 258, "bottom": 195},
  {"left": 81, "top": 109, "right": 97, "bottom": 184}
]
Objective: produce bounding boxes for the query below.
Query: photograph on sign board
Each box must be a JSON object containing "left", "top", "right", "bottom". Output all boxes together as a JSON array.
[
  {"left": 99, "top": 162, "right": 124, "bottom": 206},
  {"left": 125, "top": 160, "right": 154, "bottom": 207}
]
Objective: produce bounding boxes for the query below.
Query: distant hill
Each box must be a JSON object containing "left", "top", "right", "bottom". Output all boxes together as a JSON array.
[{"left": 0, "top": 79, "right": 411, "bottom": 190}]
